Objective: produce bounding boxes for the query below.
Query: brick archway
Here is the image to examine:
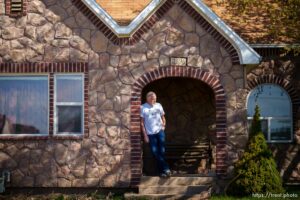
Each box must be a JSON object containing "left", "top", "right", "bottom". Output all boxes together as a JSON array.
[
  {"left": 247, "top": 74, "right": 300, "bottom": 104},
  {"left": 129, "top": 66, "right": 227, "bottom": 187}
]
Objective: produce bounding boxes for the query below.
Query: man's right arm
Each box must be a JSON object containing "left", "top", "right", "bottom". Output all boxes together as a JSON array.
[{"left": 141, "top": 118, "right": 149, "bottom": 143}]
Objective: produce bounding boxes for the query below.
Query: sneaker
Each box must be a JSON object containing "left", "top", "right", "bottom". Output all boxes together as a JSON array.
[
  {"left": 165, "top": 170, "right": 171, "bottom": 177},
  {"left": 159, "top": 173, "right": 168, "bottom": 178}
]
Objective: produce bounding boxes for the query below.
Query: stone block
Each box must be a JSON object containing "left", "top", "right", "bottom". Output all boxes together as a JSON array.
[
  {"left": 91, "top": 31, "right": 108, "bottom": 52},
  {"left": 219, "top": 57, "right": 232, "bottom": 74},
  {"left": 149, "top": 33, "right": 166, "bottom": 51},
  {"left": 36, "top": 24, "right": 55, "bottom": 43},
  {"left": 2, "top": 27, "right": 24, "bottom": 40},
  {"left": 131, "top": 53, "right": 147, "bottom": 63},
  {"left": 57, "top": 178, "right": 72, "bottom": 187},
  {"left": 27, "top": 13, "right": 47, "bottom": 26},
  {"left": 178, "top": 12, "right": 195, "bottom": 32},
  {"left": 166, "top": 27, "right": 184, "bottom": 46},
  {"left": 185, "top": 33, "right": 199, "bottom": 46},
  {"left": 101, "top": 111, "right": 120, "bottom": 125},
  {"left": 55, "top": 22, "right": 72, "bottom": 39}
]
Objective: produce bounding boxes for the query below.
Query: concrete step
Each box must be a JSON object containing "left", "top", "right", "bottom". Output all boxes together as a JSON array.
[
  {"left": 140, "top": 176, "right": 215, "bottom": 186},
  {"left": 125, "top": 191, "right": 210, "bottom": 200},
  {"left": 139, "top": 185, "right": 210, "bottom": 195}
]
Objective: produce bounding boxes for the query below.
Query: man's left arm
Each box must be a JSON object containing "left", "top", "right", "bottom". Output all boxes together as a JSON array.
[
  {"left": 160, "top": 104, "right": 166, "bottom": 129},
  {"left": 161, "top": 115, "right": 166, "bottom": 130}
]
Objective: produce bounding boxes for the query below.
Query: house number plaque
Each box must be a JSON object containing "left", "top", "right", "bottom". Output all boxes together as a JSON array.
[{"left": 171, "top": 57, "right": 187, "bottom": 66}]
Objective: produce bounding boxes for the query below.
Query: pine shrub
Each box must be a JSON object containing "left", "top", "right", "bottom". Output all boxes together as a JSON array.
[{"left": 227, "top": 105, "right": 284, "bottom": 196}]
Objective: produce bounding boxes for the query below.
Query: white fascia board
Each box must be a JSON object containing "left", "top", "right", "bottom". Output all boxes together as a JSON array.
[
  {"left": 81, "top": 0, "right": 166, "bottom": 36},
  {"left": 82, "top": 0, "right": 261, "bottom": 64}
]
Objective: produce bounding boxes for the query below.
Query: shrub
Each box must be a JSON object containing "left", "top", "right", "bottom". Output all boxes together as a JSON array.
[{"left": 227, "top": 105, "right": 284, "bottom": 196}]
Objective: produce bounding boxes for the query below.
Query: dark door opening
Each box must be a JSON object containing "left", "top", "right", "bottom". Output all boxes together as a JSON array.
[{"left": 141, "top": 77, "right": 216, "bottom": 175}]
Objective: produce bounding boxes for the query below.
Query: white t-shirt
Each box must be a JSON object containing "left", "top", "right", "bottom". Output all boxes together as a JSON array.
[{"left": 140, "top": 102, "right": 165, "bottom": 135}]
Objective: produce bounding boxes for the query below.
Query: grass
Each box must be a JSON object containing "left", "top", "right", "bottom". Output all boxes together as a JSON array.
[
  {"left": 0, "top": 191, "right": 125, "bottom": 200},
  {"left": 211, "top": 186, "right": 300, "bottom": 200},
  {"left": 0, "top": 186, "right": 299, "bottom": 200}
]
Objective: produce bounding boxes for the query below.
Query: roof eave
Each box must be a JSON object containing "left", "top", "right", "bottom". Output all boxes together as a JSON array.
[
  {"left": 82, "top": 0, "right": 262, "bottom": 65},
  {"left": 187, "top": 0, "right": 261, "bottom": 65},
  {"left": 81, "top": 0, "right": 166, "bottom": 37}
]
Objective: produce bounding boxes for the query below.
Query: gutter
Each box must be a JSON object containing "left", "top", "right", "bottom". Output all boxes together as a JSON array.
[
  {"left": 250, "top": 44, "right": 300, "bottom": 48},
  {"left": 0, "top": 170, "right": 10, "bottom": 193}
]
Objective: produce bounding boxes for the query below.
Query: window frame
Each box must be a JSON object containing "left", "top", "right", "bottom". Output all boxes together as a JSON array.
[
  {"left": 53, "top": 73, "right": 85, "bottom": 136},
  {"left": 246, "top": 83, "right": 293, "bottom": 143},
  {"left": 0, "top": 74, "right": 50, "bottom": 137}
]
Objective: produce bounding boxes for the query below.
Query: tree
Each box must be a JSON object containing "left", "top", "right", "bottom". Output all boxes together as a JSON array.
[
  {"left": 227, "top": 0, "right": 300, "bottom": 42},
  {"left": 227, "top": 105, "right": 284, "bottom": 196}
]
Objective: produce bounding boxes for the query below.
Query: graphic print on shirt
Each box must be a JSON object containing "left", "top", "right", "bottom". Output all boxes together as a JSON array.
[{"left": 141, "top": 103, "right": 164, "bottom": 135}]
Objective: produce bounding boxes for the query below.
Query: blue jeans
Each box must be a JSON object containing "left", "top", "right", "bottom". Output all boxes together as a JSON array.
[{"left": 148, "top": 130, "right": 170, "bottom": 174}]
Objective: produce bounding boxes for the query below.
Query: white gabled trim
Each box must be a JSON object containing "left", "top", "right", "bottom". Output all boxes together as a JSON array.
[
  {"left": 81, "top": 0, "right": 166, "bottom": 37},
  {"left": 82, "top": 0, "right": 261, "bottom": 65}
]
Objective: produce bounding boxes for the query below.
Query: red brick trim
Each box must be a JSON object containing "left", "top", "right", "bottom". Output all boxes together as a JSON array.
[
  {"left": 0, "top": 62, "right": 89, "bottom": 140},
  {"left": 253, "top": 47, "right": 285, "bottom": 58},
  {"left": 0, "top": 62, "right": 88, "bottom": 73},
  {"left": 49, "top": 73, "right": 54, "bottom": 136},
  {"left": 72, "top": 0, "right": 240, "bottom": 64},
  {"left": 129, "top": 66, "right": 227, "bottom": 187},
  {"left": 5, "top": 0, "right": 27, "bottom": 17},
  {"left": 247, "top": 74, "right": 300, "bottom": 142}
]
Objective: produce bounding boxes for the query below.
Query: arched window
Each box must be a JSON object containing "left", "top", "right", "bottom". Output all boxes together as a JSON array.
[{"left": 247, "top": 84, "right": 293, "bottom": 142}]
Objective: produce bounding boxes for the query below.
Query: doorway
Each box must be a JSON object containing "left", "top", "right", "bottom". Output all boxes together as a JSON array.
[{"left": 141, "top": 77, "right": 216, "bottom": 175}]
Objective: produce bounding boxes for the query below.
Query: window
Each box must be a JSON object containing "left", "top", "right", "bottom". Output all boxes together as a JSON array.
[
  {"left": 0, "top": 74, "right": 85, "bottom": 138},
  {"left": 0, "top": 76, "right": 49, "bottom": 135},
  {"left": 54, "top": 75, "right": 84, "bottom": 135},
  {"left": 247, "top": 84, "right": 293, "bottom": 142}
]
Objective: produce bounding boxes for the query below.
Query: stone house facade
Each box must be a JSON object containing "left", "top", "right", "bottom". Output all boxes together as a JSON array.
[{"left": 0, "top": 0, "right": 299, "bottom": 190}]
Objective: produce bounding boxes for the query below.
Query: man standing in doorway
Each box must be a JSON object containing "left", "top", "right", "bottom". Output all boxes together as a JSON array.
[{"left": 140, "top": 91, "right": 171, "bottom": 177}]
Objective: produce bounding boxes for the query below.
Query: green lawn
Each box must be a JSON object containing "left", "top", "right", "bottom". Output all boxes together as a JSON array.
[
  {"left": 0, "top": 186, "right": 299, "bottom": 200},
  {"left": 0, "top": 192, "right": 125, "bottom": 200},
  {"left": 211, "top": 186, "right": 300, "bottom": 200}
]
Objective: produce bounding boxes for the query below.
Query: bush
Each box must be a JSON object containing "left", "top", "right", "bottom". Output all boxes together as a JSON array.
[{"left": 227, "top": 105, "right": 284, "bottom": 196}]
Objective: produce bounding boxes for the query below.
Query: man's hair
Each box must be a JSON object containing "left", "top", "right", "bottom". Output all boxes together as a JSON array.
[{"left": 146, "top": 91, "right": 156, "bottom": 98}]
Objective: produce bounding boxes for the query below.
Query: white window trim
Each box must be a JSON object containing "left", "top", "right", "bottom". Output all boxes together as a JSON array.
[
  {"left": 0, "top": 74, "right": 50, "bottom": 137},
  {"left": 54, "top": 74, "right": 85, "bottom": 136},
  {"left": 247, "top": 117, "right": 293, "bottom": 143},
  {"left": 246, "top": 83, "right": 293, "bottom": 143}
]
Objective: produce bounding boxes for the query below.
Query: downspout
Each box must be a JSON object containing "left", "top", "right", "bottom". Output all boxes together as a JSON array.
[
  {"left": 243, "top": 64, "right": 247, "bottom": 88},
  {"left": 0, "top": 170, "right": 11, "bottom": 193}
]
